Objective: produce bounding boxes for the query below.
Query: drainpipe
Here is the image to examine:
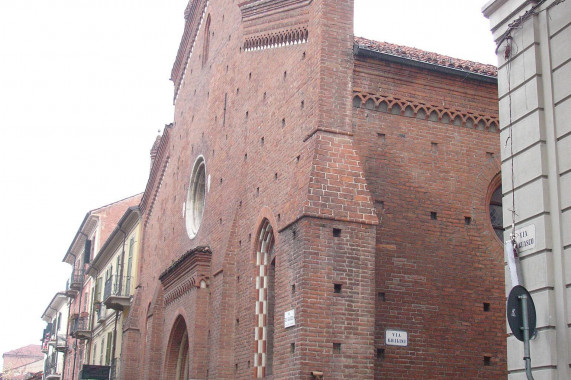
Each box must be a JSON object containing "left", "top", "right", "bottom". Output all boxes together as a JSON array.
[
  {"left": 117, "top": 226, "right": 127, "bottom": 303},
  {"left": 110, "top": 226, "right": 127, "bottom": 379},
  {"left": 88, "top": 267, "right": 100, "bottom": 366},
  {"left": 61, "top": 298, "right": 71, "bottom": 380},
  {"left": 111, "top": 311, "right": 120, "bottom": 379},
  {"left": 65, "top": 251, "right": 77, "bottom": 380},
  {"left": 72, "top": 231, "right": 89, "bottom": 380},
  {"left": 72, "top": 284, "right": 84, "bottom": 380}
]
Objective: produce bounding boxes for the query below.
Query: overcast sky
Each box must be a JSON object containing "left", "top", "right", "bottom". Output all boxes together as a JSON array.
[{"left": 0, "top": 0, "right": 497, "bottom": 369}]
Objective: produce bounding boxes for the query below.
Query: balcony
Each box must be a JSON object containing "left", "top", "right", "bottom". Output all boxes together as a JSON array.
[
  {"left": 70, "top": 316, "right": 91, "bottom": 340},
  {"left": 55, "top": 336, "right": 67, "bottom": 353},
  {"left": 95, "top": 302, "right": 109, "bottom": 324},
  {"left": 103, "top": 275, "right": 132, "bottom": 311},
  {"left": 41, "top": 340, "right": 49, "bottom": 354},
  {"left": 65, "top": 269, "right": 84, "bottom": 297},
  {"left": 70, "top": 269, "right": 84, "bottom": 290},
  {"left": 41, "top": 326, "right": 53, "bottom": 353},
  {"left": 44, "top": 352, "right": 61, "bottom": 378}
]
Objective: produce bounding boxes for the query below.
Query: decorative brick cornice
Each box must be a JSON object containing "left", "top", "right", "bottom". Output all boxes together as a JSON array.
[
  {"left": 163, "top": 276, "right": 202, "bottom": 306},
  {"left": 160, "top": 246, "right": 211, "bottom": 282},
  {"left": 141, "top": 124, "right": 172, "bottom": 227},
  {"left": 239, "top": 0, "right": 312, "bottom": 20},
  {"left": 171, "top": 0, "right": 209, "bottom": 102},
  {"left": 353, "top": 89, "right": 499, "bottom": 132},
  {"left": 239, "top": 0, "right": 310, "bottom": 52},
  {"left": 160, "top": 247, "right": 211, "bottom": 305},
  {"left": 244, "top": 26, "right": 308, "bottom": 51}
]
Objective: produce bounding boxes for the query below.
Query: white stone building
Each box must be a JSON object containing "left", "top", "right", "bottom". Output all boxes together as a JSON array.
[{"left": 484, "top": 0, "right": 571, "bottom": 378}]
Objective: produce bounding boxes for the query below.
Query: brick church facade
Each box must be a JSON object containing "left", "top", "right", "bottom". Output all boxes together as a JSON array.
[{"left": 119, "top": 0, "right": 506, "bottom": 379}]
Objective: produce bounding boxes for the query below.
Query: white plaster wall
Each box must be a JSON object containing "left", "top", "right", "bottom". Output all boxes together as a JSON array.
[{"left": 484, "top": 0, "right": 571, "bottom": 378}]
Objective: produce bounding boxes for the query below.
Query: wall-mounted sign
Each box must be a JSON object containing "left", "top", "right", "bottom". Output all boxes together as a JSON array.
[
  {"left": 514, "top": 224, "right": 536, "bottom": 252},
  {"left": 80, "top": 365, "right": 110, "bottom": 380},
  {"left": 284, "top": 309, "right": 295, "bottom": 328},
  {"left": 385, "top": 329, "right": 408, "bottom": 346}
]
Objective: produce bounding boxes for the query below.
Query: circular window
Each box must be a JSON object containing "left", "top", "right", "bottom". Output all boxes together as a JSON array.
[
  {"left": 186, "top": 157, "right": 206, "bottom": 239},
  {"left": 489, "top": 184, "right": 504, "bottom": 241}
]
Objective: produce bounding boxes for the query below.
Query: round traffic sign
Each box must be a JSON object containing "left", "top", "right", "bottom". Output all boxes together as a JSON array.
[{"left": 507, "top": 285, "right": 537, "bottom": 342}]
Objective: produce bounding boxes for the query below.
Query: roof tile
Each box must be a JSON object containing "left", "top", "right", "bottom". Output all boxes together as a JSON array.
[{"left": 354, "top": 36, "right": 497, "bottom": 77}]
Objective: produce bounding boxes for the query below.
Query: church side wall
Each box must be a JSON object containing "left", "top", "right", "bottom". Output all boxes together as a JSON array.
[{"left": 352, "top": 56, "right": 507, "bottom": 379}]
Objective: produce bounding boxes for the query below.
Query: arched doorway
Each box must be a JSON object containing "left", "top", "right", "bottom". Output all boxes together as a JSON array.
[{"left": 165, "top": 316, "right": 189, "bottom": 380}]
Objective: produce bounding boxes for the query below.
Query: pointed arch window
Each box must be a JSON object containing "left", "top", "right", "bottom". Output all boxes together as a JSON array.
[
  {"left": 489, "top": 184, "right": 504, "bottom": 241},
  {"left": 202, "top": 14, "right": 211, "bottom": 67},
  {"left": 254, "top": 219, "right": 275, "bottom": 378}
]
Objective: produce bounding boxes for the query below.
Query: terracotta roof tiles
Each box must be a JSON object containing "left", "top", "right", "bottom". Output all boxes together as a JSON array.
[
  {"left": 354, "top": 36, "right": 497, "bottom": 78},
  {"left": 2, "top": 344, "right": 43, "bottom": 358}
]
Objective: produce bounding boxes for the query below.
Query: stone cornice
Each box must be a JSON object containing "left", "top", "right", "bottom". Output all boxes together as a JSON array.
[
  {"left": 63, "top": 215, "right": 99, "bottom": 265},
  {"left": 41, "top": 293, "right": 68, "bottom": 322}
]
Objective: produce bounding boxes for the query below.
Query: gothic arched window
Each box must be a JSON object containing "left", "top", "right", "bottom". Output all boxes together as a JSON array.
[{"left": 254, "top": 219, "right": 275, "bottom": 378}]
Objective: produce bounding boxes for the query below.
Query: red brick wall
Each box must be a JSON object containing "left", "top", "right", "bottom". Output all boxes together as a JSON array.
[
  {"left": 352, "top": 55, "right": 506, "bottom": 379},
  {"left": 121, "top": 0, "right": 506, "bottom": 379}
]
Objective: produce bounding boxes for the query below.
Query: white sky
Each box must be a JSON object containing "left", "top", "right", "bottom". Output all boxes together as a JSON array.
[{"left": 0, "top": 0, "right": 497, "bottom": 369}]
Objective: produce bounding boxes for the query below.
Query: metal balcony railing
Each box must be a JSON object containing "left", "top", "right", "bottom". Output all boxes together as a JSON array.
[
  {"left": 104, "top": 275, "right": 132, "bottom": 299},
  {"left": 69, "top": 269, "right": 85, "bottom": 291},
  {"left": 95, "top": 302, "right": 109, "bottom": 323},
  {"left": 45, "top": 352, "right": 58, "bottom": 375},
  {"left": 103, "top": 275, "right": 133, "bottom": 310},
  {"left": 55, "top": 338, "right": 67, "bottom": 352},
  {"left": 70, "top": 316, "right": 91, "bottom": 339}
]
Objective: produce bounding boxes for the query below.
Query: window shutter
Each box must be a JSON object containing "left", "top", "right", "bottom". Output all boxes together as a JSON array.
[
  {"left": 100, "top": 337, "right": 105, "bottom": 365},
  {"left": 126, "top": 237, "right": 134, "bottom": 293},
  {"left": 95, "top": 277, "right": 102, "bottom": 302},
  {"left": 105, "top": 331, "right": 113, "bottom": 365},
  {"left": 84, "top": 239, "right": 92, "bottom": 264}
]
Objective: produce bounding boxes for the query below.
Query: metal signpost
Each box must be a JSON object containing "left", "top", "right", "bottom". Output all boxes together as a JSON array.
[{"left": 507, "top": 285, "right": 537, "bottom": 380}]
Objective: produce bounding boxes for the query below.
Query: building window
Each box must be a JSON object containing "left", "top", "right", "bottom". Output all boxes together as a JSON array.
[
  {"left": 202, "top": 14, "right": 211, "bottom": 67},
  {"left": 185, "top": 156, "right": 206, "bottom": 239},
  {"left": 254, "top": 219, "right": 275, "bottom": 378},
  {"left": 489, "top": 184, "right": 504, "bottom": 241},
  {"left": 125, "top": 237, "right": 134, "bottom": 293},
  {"left": 100, "top": 337, "right": 104, "bottom": 365},
  {"left": 105, "top": 331, "right": 112, "bottom": 366}
]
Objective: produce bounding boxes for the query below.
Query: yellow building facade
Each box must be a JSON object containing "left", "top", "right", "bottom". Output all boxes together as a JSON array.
[{"left": 84, "top": 206, "right": 141, "bottom": 380}]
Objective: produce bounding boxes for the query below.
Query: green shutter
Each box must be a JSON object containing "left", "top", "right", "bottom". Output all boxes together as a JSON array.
[
  {"left": 100, "top": 337, "right": 104, "bottom": 365},
  {"left": 126, "top": 237, "right": 134, "bottom": 293},
  {"left": 105, "top": 331, "right": 113, "bottom": 365},
  {"left": 95, "top": 278, "right": 102, "bottom": 302}
]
